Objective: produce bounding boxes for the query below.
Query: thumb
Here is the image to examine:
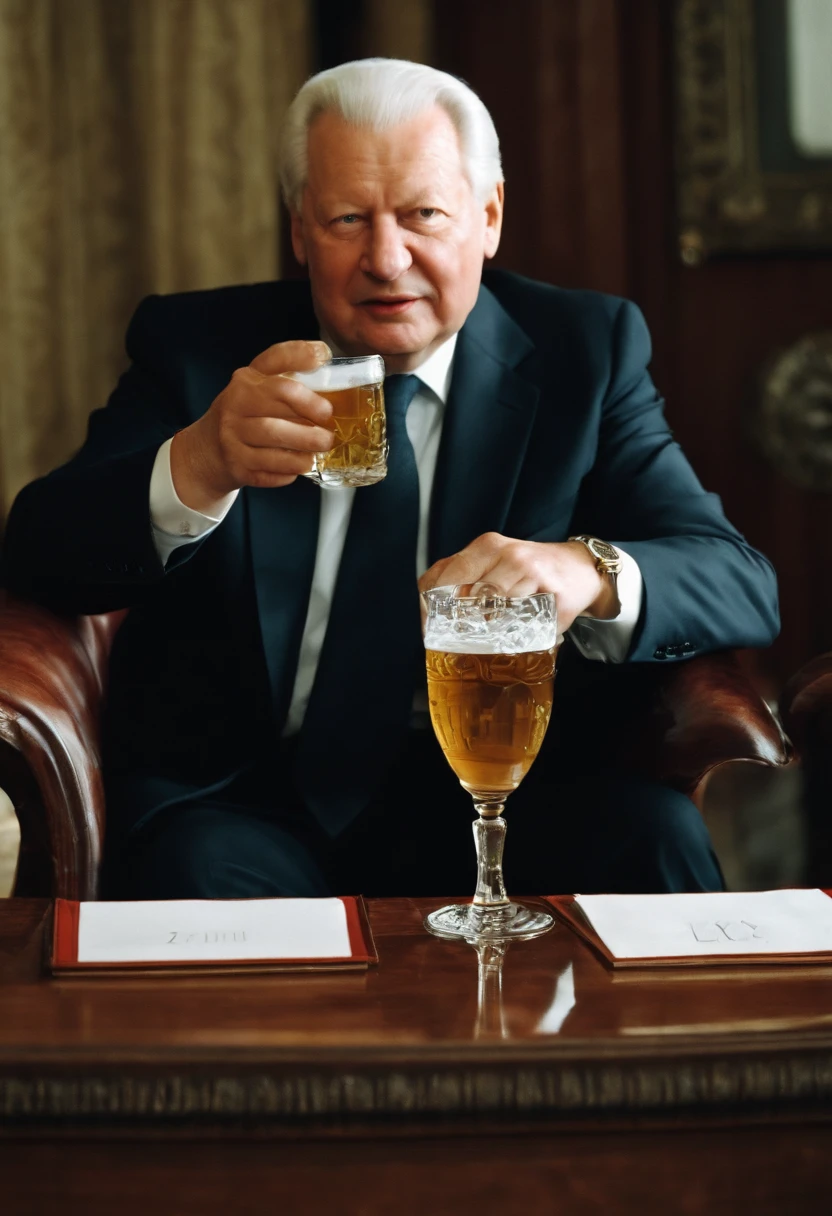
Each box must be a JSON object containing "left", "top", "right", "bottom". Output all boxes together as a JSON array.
[{"left": 250, "top": 339, "right": 331, "bottom": 377}]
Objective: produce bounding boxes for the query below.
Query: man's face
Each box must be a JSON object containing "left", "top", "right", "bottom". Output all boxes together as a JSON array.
[{"left": 290, "top": 106, "right": 503, "bottom": 372}]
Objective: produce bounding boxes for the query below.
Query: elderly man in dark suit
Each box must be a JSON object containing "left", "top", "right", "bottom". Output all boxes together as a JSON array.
[{"left": 1, "top": 59, "right": 779, "bottom": 900}]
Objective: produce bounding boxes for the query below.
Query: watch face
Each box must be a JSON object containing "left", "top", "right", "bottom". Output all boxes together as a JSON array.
[{"left": 588, "top": 538, "right": 618, "bottom": 562}]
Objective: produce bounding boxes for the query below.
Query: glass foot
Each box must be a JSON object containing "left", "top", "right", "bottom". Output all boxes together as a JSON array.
[{"left": 424, "top": 901, "right": 554, "bottom": 942}]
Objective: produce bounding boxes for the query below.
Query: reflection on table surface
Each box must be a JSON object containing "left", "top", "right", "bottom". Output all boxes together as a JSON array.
[{"left": 1, "top": 898, "right": 832, "bottom": 1052}]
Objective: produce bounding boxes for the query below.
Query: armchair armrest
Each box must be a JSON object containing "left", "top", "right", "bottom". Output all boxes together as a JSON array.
[
  {"left": 779, "top": 652, "right": 832, "bottom": 758},
  {"left": 614, "top": 651, "right": 791, "bottom": 799},
  {"left": 779, "top": 652, "right": 832, "bottom": 884},
  {"left": 0, "top": 591, "right": 125, "bottom": 899}
]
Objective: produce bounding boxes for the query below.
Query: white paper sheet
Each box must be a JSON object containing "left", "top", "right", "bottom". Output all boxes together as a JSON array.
[
  {"left": 573, "top": 889, "right": 832, "bottom": 960},
  {"left": 76, "top": 898, "right": 352, "bottom": 963}
]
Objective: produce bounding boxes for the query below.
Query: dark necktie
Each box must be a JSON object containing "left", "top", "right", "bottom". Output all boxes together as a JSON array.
[{"left": 296, "top": 374, "right": 424, "bottom": 836}]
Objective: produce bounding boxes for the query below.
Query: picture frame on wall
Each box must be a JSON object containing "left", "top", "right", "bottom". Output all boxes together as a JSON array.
[{"left": 674, "top": 0, "right": 832, "bottom": 264}]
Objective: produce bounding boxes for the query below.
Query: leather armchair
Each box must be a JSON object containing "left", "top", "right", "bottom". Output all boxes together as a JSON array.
[
  {"left": 0, "top": 591, "right": 791, "bottom": 900},
  {"left": 0, "top": 592, "right": 125, "bottom": 898},
  {"left": 779, "top": 653, "right": 832, "bottom": 756},
  {"left": 780, "top": 653, "right": 832, "bottom": 885}
]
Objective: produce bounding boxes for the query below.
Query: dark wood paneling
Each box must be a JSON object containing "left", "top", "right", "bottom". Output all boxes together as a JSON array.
[
  {"left": 620, "top": 1, "right": 832, "bottom": 683},
  {"left": 435, "top": 0, "right": 832, "bottom": 685},
  {"left": 4, "top": 1127, "right": 832, "bottom": 1216},
  {"left": 434, "top": 0, "right": 627, "bottom": 295}
]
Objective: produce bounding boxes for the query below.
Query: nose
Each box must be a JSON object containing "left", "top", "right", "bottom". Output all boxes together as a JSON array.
[{"left": 360, "top": 216, "right": 412, "bottom": 282}]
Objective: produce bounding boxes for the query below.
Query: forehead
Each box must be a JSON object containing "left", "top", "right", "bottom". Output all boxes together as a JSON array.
[{"left": 305, "top": 106, "right": 470, "bottom": 202}]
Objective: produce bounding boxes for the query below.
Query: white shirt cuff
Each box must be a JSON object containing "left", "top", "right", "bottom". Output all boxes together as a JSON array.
[
  {"left": 567, "top": 546, "right": 643, "bottom": 663},
  {"left": 150, "top": 437, "right": 238, "bottom": 566}
]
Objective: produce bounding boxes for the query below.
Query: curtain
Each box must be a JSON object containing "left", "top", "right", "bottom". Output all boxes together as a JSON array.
[{"left": 0, "top": 0, "right": 309, "bottom": 516}]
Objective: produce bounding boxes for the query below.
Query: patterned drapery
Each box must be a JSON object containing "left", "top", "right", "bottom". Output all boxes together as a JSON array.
[{"left": 0, "top": 0, "right": 309, "bottom": 515}]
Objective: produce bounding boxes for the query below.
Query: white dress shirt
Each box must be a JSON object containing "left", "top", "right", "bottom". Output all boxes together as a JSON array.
[{"left": 149, "top": 334, "right": 643, "bottom": 732}]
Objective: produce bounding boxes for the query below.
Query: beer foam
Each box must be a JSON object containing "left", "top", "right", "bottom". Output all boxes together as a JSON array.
[
  {"left": 288, "top": 356, "right": 384, "bottom": 392},
  {"left": 424, "top": 617, "right": 558, "bottom": 655}
]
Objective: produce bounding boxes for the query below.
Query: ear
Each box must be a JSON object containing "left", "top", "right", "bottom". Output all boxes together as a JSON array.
[
  {"left": 290, "top": 210, "right": 308, "bottom": 266},
  {"left": 482, "top": 181, "right": 504, "bottom": 261}
]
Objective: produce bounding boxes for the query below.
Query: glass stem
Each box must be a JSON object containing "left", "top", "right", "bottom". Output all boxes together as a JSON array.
[{"left": 471, "top": 803, "right": 510, "bottom": 909}]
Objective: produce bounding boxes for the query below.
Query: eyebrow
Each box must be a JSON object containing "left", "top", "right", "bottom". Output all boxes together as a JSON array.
[{"left": 316, "top": 186, "right": 452, "bottom": 214}]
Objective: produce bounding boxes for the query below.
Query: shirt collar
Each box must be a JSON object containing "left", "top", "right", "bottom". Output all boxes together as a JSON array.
[
  {"left": 410, "top": 334, "right": 457, "bottom": 405},
  {"left": 322, "top": 332, "right": 458, "bottom": 406}
]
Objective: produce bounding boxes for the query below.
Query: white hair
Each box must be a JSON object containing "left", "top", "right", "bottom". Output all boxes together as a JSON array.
[{"left": 279, "top": 58, "right": 503, "bottom": 211}]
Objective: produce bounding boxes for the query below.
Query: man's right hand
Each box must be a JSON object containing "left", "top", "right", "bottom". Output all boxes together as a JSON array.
[{"left": 169, "top": 340, "right": 335, "bottom": 515}]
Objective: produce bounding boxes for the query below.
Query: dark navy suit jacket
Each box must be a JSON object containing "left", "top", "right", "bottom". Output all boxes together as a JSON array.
[{"left": 1, "top": 269, "right": 780, "bottom": 842}]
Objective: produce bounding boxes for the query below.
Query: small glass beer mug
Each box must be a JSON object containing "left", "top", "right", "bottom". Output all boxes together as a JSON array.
[
  {"left": 290, "top": 354, "right": 386, "bottom": 488},
  {"left": 422, "top": 583, "right": 558, "bottom": 942}
]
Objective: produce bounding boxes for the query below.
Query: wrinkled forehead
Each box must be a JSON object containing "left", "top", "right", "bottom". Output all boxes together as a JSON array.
[{"left": 303, "top": 106, "right": 470, "bottom": 202}]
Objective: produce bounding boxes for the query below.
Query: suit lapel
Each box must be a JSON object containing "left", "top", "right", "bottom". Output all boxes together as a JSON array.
[{"left": 429, "top": 284, "right": 539, "bottom": 565}]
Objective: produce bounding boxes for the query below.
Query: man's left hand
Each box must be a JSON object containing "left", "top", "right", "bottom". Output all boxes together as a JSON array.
[{"left": 418, "top": 533, "right": 619, "bottom": 633}]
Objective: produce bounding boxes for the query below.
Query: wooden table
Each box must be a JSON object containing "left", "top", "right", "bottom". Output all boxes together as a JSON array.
[{"left": 2, "top": 897, "right": 832, "bottom": 1215}]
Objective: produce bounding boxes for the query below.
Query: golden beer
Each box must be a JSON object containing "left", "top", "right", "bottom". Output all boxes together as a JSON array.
[
  {"left": 311, "top": 381, "right": 386, "bottom": 485},
  {"left": 291, "top": 354, "right": 387, "bottom": 487},
  {"left": 426, "top": 647, "right": 557, "bottom": 800}
]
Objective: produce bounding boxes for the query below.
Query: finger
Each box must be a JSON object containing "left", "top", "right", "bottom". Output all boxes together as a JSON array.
[
  {"left": 421, "top": 551, "right": 498, "bottom": 591},
  {"left": 419, "top": 533, "right": 506, "bottom": 591},
  {"left": 244, "top": 469, "right": 305, "bottom": 490},
  {"left": 423, "top": 548, "right": 543, "bottom": 598},
  {"left": 250, "top": 340, "right": 331, "bottom": 377},
  {"left": 418, "top": 555, "right": 479, "bottom": 591},
  {"left": 418, "top": 556, "right": 454, "bottom": 591},
  {"left": 230, "top": 369, "right": 334, "bottom": 427},
  {"left": 236, "top": 415, "right": 335, "bottom": 453},
  {"left": 263, "top": 380, "right": 335, "bottom": 427},
  {"left": 237, "top": 445, "right": 316, "bottom": 479},
  {"left": 476, "top": 546, "right": 545, "bottom": 597},
  {"left": 487, "top": 565, "right": 540, "bottom": 597}
]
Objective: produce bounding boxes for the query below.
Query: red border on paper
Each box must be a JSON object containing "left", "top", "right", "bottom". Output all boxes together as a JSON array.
[{"left": 51, "top": 895, "right": 377, "bottom": 972}]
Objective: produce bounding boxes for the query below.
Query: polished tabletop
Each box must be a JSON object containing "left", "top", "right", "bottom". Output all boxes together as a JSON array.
[{"left": 2, "top": 897, "right": 832, "bottom": 1123}]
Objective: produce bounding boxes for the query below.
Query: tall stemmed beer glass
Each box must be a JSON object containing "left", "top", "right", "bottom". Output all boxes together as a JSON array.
[{"left": 422, "top": 584, "right": 558, "bottom": 941}]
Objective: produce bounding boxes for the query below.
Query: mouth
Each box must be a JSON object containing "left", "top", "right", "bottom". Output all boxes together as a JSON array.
[{"left": 358, "top": 296, "right": 420, "bottom": 317}]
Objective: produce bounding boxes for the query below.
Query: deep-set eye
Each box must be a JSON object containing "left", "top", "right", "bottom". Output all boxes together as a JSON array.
[{"left": 418, "top": 208, "right": 437, "bottom": 219}]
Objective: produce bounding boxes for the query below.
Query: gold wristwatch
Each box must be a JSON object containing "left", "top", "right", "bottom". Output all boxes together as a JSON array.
[{"left": 568, "top": 535, "right": 622, "bottom": 596}]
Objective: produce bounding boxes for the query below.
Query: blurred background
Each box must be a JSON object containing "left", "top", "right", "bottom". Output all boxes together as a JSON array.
[{"left": 1, "top": 0, "right": 832, "bottom": 892}]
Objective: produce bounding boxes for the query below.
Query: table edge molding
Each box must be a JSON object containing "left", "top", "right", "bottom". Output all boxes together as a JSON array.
[{"left": 3, "top": 1051, "right": 832, "bottom": 1123}]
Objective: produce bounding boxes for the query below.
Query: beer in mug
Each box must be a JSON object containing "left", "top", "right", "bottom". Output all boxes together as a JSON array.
[{"left": 287, "top": 354, "right": 386, "bottom": 488}]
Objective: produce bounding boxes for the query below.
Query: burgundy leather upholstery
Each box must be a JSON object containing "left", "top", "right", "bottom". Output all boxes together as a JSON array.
[
  {"left": 617, "top": 650, "right": 791, "bottom": 800},
  {"left": 779, "top": 653, "right": 832, "bottom": 884},
  {"left": 0, "top": 591, "right": 125, "bottom": 898},
  {"left": 0, "top": 592, "right": 790, "bottom": 898},
  {"left": 779, "top": 652, "right": 832, "bottom": 757}
]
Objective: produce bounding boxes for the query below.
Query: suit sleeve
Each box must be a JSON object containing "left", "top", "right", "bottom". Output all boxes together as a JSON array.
[
  {"left": 1, "top": 297, "right": 208, "bottom": 614},
  {"left": 570, "top": 300, "right": 779, "bottom": 661}
]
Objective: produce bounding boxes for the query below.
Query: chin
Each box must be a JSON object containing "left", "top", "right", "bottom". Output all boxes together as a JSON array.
[{"left": 359, "top": 325, "right": 438, "bottom": 359}]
